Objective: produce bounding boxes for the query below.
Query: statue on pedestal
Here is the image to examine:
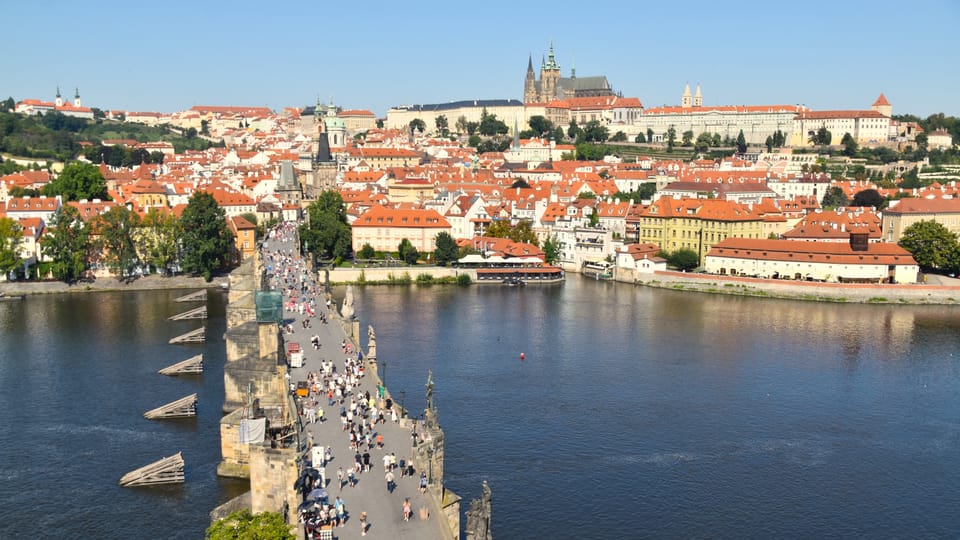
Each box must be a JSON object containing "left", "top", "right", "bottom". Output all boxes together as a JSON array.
[
  {"left": 367, "top": 325, "right": 377, "bottom": 359},
  {"left": 465, "top": 480, "right": 493, "bottom": 540},
  {"left": 341, "top": 285, "right": 355, "bottom": 320}
]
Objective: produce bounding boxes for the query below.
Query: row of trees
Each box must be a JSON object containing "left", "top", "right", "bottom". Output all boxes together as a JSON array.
[{"left": 1, "top": 191, "right": 233, "bottom": 282}]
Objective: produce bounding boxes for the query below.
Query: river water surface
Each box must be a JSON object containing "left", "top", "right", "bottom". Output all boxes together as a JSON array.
[{"left": 0, "top": 280, "right": 958, "bottom": 538}]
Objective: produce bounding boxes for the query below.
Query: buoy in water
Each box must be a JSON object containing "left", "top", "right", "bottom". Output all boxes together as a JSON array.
[{"left": 520, "top": 352, "right": 525, "bottom": 362}]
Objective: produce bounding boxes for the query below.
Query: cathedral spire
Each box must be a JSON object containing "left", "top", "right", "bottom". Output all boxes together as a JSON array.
[
  {"left": 527, "top": 53, "right": 534, "bottom": 73},
  {"left": 571, "top": 57, "right": 576, "bottom": 79}
]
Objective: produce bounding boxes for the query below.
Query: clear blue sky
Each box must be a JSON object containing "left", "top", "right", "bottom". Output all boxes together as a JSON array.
[{"left": 4, "top": 0, "right": 957, "bottom": 118}]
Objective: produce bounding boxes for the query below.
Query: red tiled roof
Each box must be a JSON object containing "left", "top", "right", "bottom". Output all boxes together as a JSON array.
[{"left": 707, "top": 238, "right": 916, "bottom": 266}]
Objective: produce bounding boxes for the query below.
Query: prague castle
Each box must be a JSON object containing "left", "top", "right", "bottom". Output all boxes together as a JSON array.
[{"left": 523, "top": 43, "right": 615, "bottom": 104}]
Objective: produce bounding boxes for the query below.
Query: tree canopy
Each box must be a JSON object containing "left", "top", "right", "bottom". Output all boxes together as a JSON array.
[
  {"left": 821, "top": 186, "right": 850, "bottom": 209},
  {"left": 542, "top": 235, "right": 560, "bottom": 265},
  {"left": 42, "top": 161, "right": 109, "bottom": 202},
  {"left": 41, "top": 205, "right": 91, "bottom": 282},
  {"left": 666, "top": 248, "right": 700, "bottom": 271},
  {"left": 300, "top": 190, "right": 352, "bottom": 262},
  {"left": 409, "top": 118, "right": 426, "bottom": 133},
  {"left": 398, "top": 238, "right": 419, "bottom": 265},
  {"left": 485, "top": 220, "right": 539, "bottom": 246},
  {"left": 206, "top": 510, "right": 294, "bottom": 540},
  {"left": 433, "top": 231, "right": 459, "bottom": 266},
  {"left": 139, "top": 208, "right": 180, "bottom": 275},
  {"left": 94, "top": 205, "right": 141, "bottom": 279},
  {"left": 478, "top": 108, "right": 508, "bottom": 136},
  {"left": 179, "top": 191, "right": 233, "bottom": 281},
  {"left": 898, "top": 220, "right": 960, "bottom": 274},
  {"left": 0, "top": 217, "right": 23, "bottom": 277},
  {"left": 850, "top": 188, "right": 885, "bottom": 209}
]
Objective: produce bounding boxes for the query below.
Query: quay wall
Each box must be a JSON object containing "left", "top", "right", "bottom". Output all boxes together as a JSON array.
[
  {"left": 615, "top": 268, "right": 960, "bottom": 304},
  {"left": 320, "top": 266, "right": 470, "bottom": 285}
]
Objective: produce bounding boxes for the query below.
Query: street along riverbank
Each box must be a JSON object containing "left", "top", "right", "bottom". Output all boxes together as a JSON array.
[
  {"left": 617, "top": 269, "right": 960, "bottom": 305},
  {"left": 0, "top": 274, "right": 229, "bottom": 296}
]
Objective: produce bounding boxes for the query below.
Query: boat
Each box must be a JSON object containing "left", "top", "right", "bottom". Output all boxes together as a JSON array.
[
  {"left": 502, "top": 276, "right": 525, "bottom": 287},
  {"left": 582, "top": 261, "right": 613, "bottom": 280},
  {"left": 0, "top": 292, "right": 23, "bottom": 301}
]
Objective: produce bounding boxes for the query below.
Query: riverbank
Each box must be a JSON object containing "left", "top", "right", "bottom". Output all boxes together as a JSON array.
[
  {"left": 620, "top": 269, "right": 960, "bottom": 304},
  {"left": 0, "top": 274, "right": 229, "bottom": 296}
]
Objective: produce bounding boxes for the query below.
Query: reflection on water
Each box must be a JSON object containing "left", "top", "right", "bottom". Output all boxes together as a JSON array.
[
  {"left": 350, "top": 278, "right": 960, "bottom": 539},
  {"left": 0, "top": 290, "right": 248, "bottom": 540}
]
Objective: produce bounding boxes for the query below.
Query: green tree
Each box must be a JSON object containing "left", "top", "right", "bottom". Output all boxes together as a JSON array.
[
  {"left": 583, "top": 121, "right": 608, "bottom": 143},
  {"left": 200, "top": 120, "right": 210, "bottom": 136},
  {"left": 567, "top": 120, "right": 583, "bottom": 141},
  {"left": 185, "top": 127, "right": 198, "bottom": 139},
  {"left": 95, "top": 205, "right": 141, "bottom": 279},
  {"left": 666, "top": 127, "right": 676, "bottom": 153},
  {"left": 898, "top": 220, "right": 960, "bottom": 274},
  {"left": 765, "top": 135, "right": 774, "bottom": 153},
  {"left": 821, "top": 186, "right": 850, "bottom": 209},
  {"left": 478, "top": 108, "right": 508, "bottom": 136},
  {"left": 0, "top": 97, "right": 14, "bottom": 112},
  {"left": 455, "top": 115, "right": 468, "bottom": 134},
  {"left": 433, "top": 231, "right": 459, "bottom": 266},
  {"left": 850, "top": 188, "right": 885, "bottom": 209},
  {"left": 179, "top": 192, "right": 233, "bottom": 281},
  {"left": 667, "top": 248, "right": 700, "bottom": 271},
  {"left": 542, "top": 235, "right": 560, "bottom": 265},
  {"left": 42, "top": 161, "right": 109, "bottom": 202},
  {"left": 772, "top": 129, "right": 786, "bottom": 148},
  {"left": 841, "top": 132, "right": 858, "bottom": 157},
  {"left": 301, "top": 190, "right": 352, "bottom": 261},
  {"left": 809, "top": 126, "right": 832, "bottom": 146},
  {"left": 681, "top": 130, "right": 694, "bottom": 147},
  {"left": 139, "top": 208, "right": 180, "bottom": 275},
  {"left": 634, "top": 132, "right": 646, "bottom": 143},
  {"left": 376, "top": 118, "right": 384, "bottom": 129},
  {"left": 485, "top": 220, "right": 539, "bottom": 246},
  {"left": 528, "top": 115, "right": 553, "bottom": 136},
  {"left": 646, "top": 128, "right": 654, "bottom": 143},
  {"left": 0, "top": 217, "right": 23, "bottom": 277},
  {"left": 409, "top": 118, "right": 426, "bottom": 133},
  {"left": 435, "top": 115, "right": 448, "bottom": 135},
  {"left": 467, "top": 134, "right": 482, "bottom": 148},
  {"left": 695, "top": 132, "right": 712, "bottom": 153},
  {"left": 465, "top": 121, "right": 479, "bottom": 135},
  {"left": 609, "top": 131, "right": 627, "bottom": 142},
  {"left": 398, "top": 238, "right": 419, "bottom": 265},
  {"left": 735, "top": 130, "right": 747, "bottom": 153},
  {"left": 205, "top": 509, "right": 294, "bottom": 540},
  {"left": 41, "top": 205, "right": 91, "bottom": 283},
  {"left": 358, "top": 243, "right": 375, "bottom": 260},
  {"left": 553, "top": 126, "right": 565, "bottom": 142}
]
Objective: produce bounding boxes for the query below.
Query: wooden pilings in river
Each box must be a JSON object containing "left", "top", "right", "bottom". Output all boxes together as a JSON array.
[
  {"left": 119, "top": 452, "right": 185, "bottom": 487},
  {"left": 144, "top": 393, "right": 198, "bottom": 419},
  {"left": 169, "top": 327, "right": 205, "bottom": 344},
  {"left": 175, "top": 290, "right": 207, "bottom": 302},
  {"left": 158, "top": 354, "right": 204, "bottom": 375},
  {"left": 169, "top": 305, "right": 207, "bottom": 320}
]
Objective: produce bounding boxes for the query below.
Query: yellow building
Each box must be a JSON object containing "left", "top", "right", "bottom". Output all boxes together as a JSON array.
[
  {"left": 638, "top": 197, "right": 764, "bottom": 263},
  {"left": 229, "top": 215, "right": 257, "bottom": 264},
  {"left": 881, "top": 198, "right": 960, "bottom": 243}
]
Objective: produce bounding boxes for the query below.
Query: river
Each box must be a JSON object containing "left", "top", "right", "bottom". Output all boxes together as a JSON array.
[{"left": 0, "top": 280, "right": 958, "bottom": 538}]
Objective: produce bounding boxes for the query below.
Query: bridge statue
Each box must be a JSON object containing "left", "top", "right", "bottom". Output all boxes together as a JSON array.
[{"left": 341, "top": 285, "right": 355, "bottom": 320}]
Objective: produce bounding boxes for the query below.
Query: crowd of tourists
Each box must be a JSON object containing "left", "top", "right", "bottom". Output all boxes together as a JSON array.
[{"left": 262, "top": 222, "right": 430, "bottom": 538}]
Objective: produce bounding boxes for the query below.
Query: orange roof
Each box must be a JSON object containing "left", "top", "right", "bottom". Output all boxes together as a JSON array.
[
  {"left": 795, "top": 110, "right": 886, "bottom": 120},
  {"left": 872, "top": 93, "right": 890, "bottom": 107},
  {"left": 352, "top": 206, "right": 450, "bottom": 228},
  {"left": 340, "top": 109, "right": 375, "bottom": 117},
  {"left": 885, "top": 198, "right": 960, "bottom": 214},
  {"left": 707, "top": 238, "right": 916, "bottom": 266}
]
